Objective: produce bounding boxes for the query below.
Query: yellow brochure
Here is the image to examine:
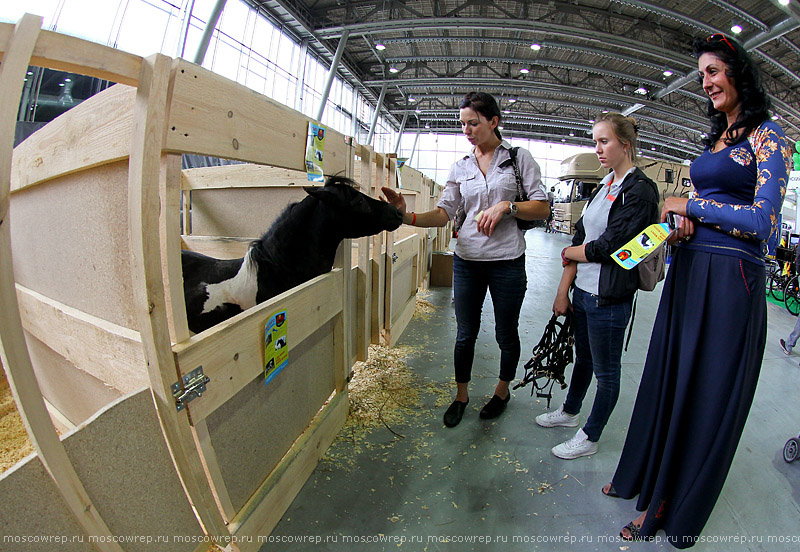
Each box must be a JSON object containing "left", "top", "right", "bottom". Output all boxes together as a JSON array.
[{"left": 612, "top": 223, "right": 671, "bottom": 270}]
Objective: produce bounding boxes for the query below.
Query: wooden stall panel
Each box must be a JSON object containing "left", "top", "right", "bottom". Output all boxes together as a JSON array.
[
  {"left": 166, "top": 59, "right": 349, "bottom": 173},
  {"left": 61, "top": 389, "right": 204, "bottom": 551},
  {"left": 383, "top": 235, "right": 418, "bottom": 347},
  {"left": 174, "top": 270, "right": 343, "bottom": 423},
  {"left": 203, "top": 318, "right": 337, "bottom": 513},
  {"left": 9, "top": 161, "right": 137, "bottom": 330},
  {"left": 11, "top": 85, "right": 135, "bottom": 192},
  {"left": 0, "top": 456, "right": 92, "bottom": 551}
]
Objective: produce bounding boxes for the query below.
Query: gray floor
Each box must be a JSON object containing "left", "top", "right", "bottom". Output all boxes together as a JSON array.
[{"left": 264, "top": 229, "right": 800, "bottom": 551}]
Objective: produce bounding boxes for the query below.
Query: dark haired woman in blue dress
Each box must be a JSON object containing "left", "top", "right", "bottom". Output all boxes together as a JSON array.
[{"left": 604, "top": 34, "right": 792, "bottom": 547}]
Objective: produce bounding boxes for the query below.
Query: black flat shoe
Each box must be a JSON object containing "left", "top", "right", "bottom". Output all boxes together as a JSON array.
[
  {"left": 443, "top": 399, "right": 469, "bottom": 427},
  {"left": 479, "top": 393, "right": 510, "bottom": 419}
]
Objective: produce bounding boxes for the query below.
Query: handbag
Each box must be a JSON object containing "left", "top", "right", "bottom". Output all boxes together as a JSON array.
[{"left": 507, "top": 147, "right": 538, "bottom": 231}]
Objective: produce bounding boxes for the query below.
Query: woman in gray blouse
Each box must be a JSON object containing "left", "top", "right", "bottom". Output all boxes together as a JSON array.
[{"left": 382, "top": 91, "right": 549, "bottom": 427}]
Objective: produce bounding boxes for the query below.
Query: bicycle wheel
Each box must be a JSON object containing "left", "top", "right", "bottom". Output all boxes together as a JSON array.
[
  {"left": 765, "top": 260, "right": 780, "bottom": 297},
  {"left": 770, "top": 272, "right": 786, "bottom": 302},
  {"left": 784, "top": 276, "right": 800, "bottom": 316}
]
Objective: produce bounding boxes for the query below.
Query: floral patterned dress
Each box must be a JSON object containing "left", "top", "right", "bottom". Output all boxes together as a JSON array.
[{"left": 609, "top": 120, "right": 791, "bottom": 548}]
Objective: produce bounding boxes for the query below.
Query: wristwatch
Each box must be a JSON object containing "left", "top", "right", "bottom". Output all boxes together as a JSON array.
[{"left": 508, "top": 201, "right": 518, "bottom": 217}]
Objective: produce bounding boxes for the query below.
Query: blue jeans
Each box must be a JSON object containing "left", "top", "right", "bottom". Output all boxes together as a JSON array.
[
  {"left": 563, "top": 287, "right": 632, "bottom": 442},
  {"left": 787, "top": 315, "right": 800, "bottom": 352},
  {"left": 453, "top": 254, "right": 527, "bottom": 383}
]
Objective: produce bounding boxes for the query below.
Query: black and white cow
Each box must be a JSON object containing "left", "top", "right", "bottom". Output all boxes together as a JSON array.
[{"left": 181, "top": 176, "right": 403, "bottom": 334}]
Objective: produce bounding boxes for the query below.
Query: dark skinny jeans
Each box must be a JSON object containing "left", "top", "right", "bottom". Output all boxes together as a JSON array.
[{"left": 453, "top": 254, "right": 527, "bottom": 383}]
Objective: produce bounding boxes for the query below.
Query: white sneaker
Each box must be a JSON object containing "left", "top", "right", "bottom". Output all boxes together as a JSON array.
[
  {"left": 552, "top": 429, "right": 599, "bottom": 459},
  {"left": 535, "top": 405, "right": 580, "bottom": 428}
]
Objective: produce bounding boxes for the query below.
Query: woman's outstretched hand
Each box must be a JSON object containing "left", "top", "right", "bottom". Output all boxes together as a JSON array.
[{"left": 380, "top": 186, "right": 407, "bottom": 215}]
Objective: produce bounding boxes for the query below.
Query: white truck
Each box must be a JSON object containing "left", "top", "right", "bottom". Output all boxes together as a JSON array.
[{"left": 552, "top": 153, "right": 693, "bottom": 235}]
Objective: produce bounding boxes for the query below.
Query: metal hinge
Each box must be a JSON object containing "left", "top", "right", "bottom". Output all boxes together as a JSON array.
[
  {"left": 172, "top": 366, "right": 210, "bottom": 411},
  {"left": 392, "top": 252, "right": 398, "bottom": 263}
]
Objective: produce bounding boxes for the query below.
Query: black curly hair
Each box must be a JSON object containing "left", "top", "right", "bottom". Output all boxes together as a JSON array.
[
  {"left": 459, "top": 92, "right": 503, "bottom": 140},
  {"left": 693, "top": 34, "right": 771, "bottom": 148}
]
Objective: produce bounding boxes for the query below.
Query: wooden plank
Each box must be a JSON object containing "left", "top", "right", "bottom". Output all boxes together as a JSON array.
[
  {"left": 0, "top": 14, "right": 123, "bottom": 551},
  {"left": 161, "top": 154, "right": 191, "bottom": 343},
  {"left": 193, "top": 420, "right": 236, "bottom": 522},
  {"left": 228, "top": 390, "right": 348, "bottom": 550},
  {"left": 182, "top": 164, "right": 318, "bottom": 190},
  {"left": 16, "top": 284, "right": 148, "bottom": 394},
  {"left": 126, "top": 53, "right": 228, "bottom": 538},
  {"left": 11, "top": 84, "right": 136, "bottom": 192},
  {"left": 166, "top": 59, "right": 349, "bottom": 173},
  {"left": 399, "top": 165, "right": 424, "bottom": 193},
  {"left": 43, "top": 396, "right": 76, "bottom": 435},
  {"left": 175, "top": 269, "right": 343, "bottom": 422},
  {"left": 180, "top": 235, "right": 252, "bottom": 259},
  {"left": 0, "top": 24, "right": 142, "bottom": 86}
]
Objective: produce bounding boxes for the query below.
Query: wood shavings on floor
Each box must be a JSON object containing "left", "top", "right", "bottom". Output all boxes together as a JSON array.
[{"left": 1, "top": 371, "right": 34, "bottom": 473}]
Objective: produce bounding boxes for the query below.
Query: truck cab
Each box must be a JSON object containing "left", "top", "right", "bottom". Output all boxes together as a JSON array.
[{"left": 552, "top": 153, "right": 693, "bottom": 234}]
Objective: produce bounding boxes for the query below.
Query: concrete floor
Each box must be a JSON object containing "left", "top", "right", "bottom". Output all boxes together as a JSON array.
[{"left": 265, "top": 229, "right": 800, "bottom": 551}]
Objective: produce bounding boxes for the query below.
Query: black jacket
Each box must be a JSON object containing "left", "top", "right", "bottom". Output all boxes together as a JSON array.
[{"left": 572, "top": 167, "right": 660, "bottom": 305}]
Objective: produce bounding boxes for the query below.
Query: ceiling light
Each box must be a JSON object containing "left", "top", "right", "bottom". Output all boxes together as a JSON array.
[
  {"left": 408, "top": 97, "right": 417, "bottom": 103},
  {"left": 588, "top": 119, "right": 595, "bottom": 123},
  {"left": 27, "top": 71, "right": 33, "bottom": 75},
  {"left": 635, "top": 87, "right": 648, "bottom": 95},
  {"left": 415, "top": 108, "right": 422, "bottom": 114},
  {"left": 731, "top": 24, "right": 743, "bottom": 34},
  {"left": 601, "top": 110, "right": 609, "bottom": 114},
  {"left": 375, "top": 43, "right": 386, "bottom": 51},
  {"left": 681, "top": 139, "right": 687, "bottom": 143},
  {"left": 663, "top": 69, "right": 673, "bottom": 77},
  {"left": 424, "top": 124, "right": 430, "bottom": 129},
  {"left": 503, "top": 110, "right": 511, "bottom": 114},
  {"left": 561, "top": 138, "right": 566, "bottom": 142},
  {"left": 779, "top": 0, "right": 790, "bottom": 5},
  {"left": 531, "top": 43, "right": 542, "bottom": 51},
  {"left": 651, "top": 147, "right": 656, "bottom": 150},
  {"left": 519, "top": 67, "right": 530, "bottom": 74},
  {"left": 64, "top": 78, "right": 72, "bottom": 82},
  {"left": 59, "top": 82, "right": 65, "bottom": 87},
  {"left": 498, "top": 125, "right": 504, "bottom": 130},
  {"left": 508, "top": 98, "right": 517, "bottom": 103},
  {"left": 388, "top": 66, "right": 399, "bottom": 73},
  {"left": 569, "top": 132, "right": 575, "bottom": 137},
  {"left": 772, "top": 114, "right": 780, "bottom": 120}
]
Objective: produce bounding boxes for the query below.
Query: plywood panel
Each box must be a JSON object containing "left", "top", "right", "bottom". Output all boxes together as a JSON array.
[
  {"left": 10, "top": 160, "right": 137, "bottom": 329},
  {"left": 205, "top": 319, "right": 337, "bottom": 512},
  {"left": 62, "top": 389, "right": 203, "bottom": 551},
  {"left": 189, "top": 187, "right": 307, "bottom": 238},
  {"left": 0, "top": 455, "right": 92, "bottom": 551}
]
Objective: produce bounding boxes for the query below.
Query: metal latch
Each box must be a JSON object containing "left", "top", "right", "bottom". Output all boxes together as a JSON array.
[
  {"left": 392, "top": 252, "right": 398, "bottom": 263},
  {"left": 172, "top": 366, "right": 210, "bottom": 411}
]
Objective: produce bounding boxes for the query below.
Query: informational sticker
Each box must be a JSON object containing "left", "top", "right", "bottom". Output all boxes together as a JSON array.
[
  {"left": 612, "top": 222, "right": 671, "bottom": 270},
  {"left": 264, "top": 309, "right": 288, "bottom": 386},
  {"left": 397, "top": 157, "right": 408, "bottom": 168},
  {"left": 305, "top": 122, "right": 326, "bottom": 182}
]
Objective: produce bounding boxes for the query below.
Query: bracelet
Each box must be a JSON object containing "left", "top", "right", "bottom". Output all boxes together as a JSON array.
[
  {"left": 561, "top": 247, "right": 570, "bottom": 267},
  {"left": 411, "top": 212, "right": 416, "bottom": 225}
]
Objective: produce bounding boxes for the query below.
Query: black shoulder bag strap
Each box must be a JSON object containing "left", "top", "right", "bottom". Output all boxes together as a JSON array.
[{"left": 507, "top": 147, "right": 528, "bottom": 202}]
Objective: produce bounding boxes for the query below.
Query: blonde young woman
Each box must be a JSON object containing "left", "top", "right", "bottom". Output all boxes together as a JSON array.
[
  {"left": 382, "top": 92, "right": 549, "bottom": 427},
  {"left": 535, "top": 113, "right": 659, "bottom": 459}
]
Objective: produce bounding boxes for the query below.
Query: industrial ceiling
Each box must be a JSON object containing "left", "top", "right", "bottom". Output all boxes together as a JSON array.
[{"left": 246, "top": 0, "right": 800, "bottom": 162}]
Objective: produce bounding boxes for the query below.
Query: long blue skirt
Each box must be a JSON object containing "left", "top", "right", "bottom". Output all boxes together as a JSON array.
[{"left": 611, "top": 246, "right": 766, "bottom": 548}]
